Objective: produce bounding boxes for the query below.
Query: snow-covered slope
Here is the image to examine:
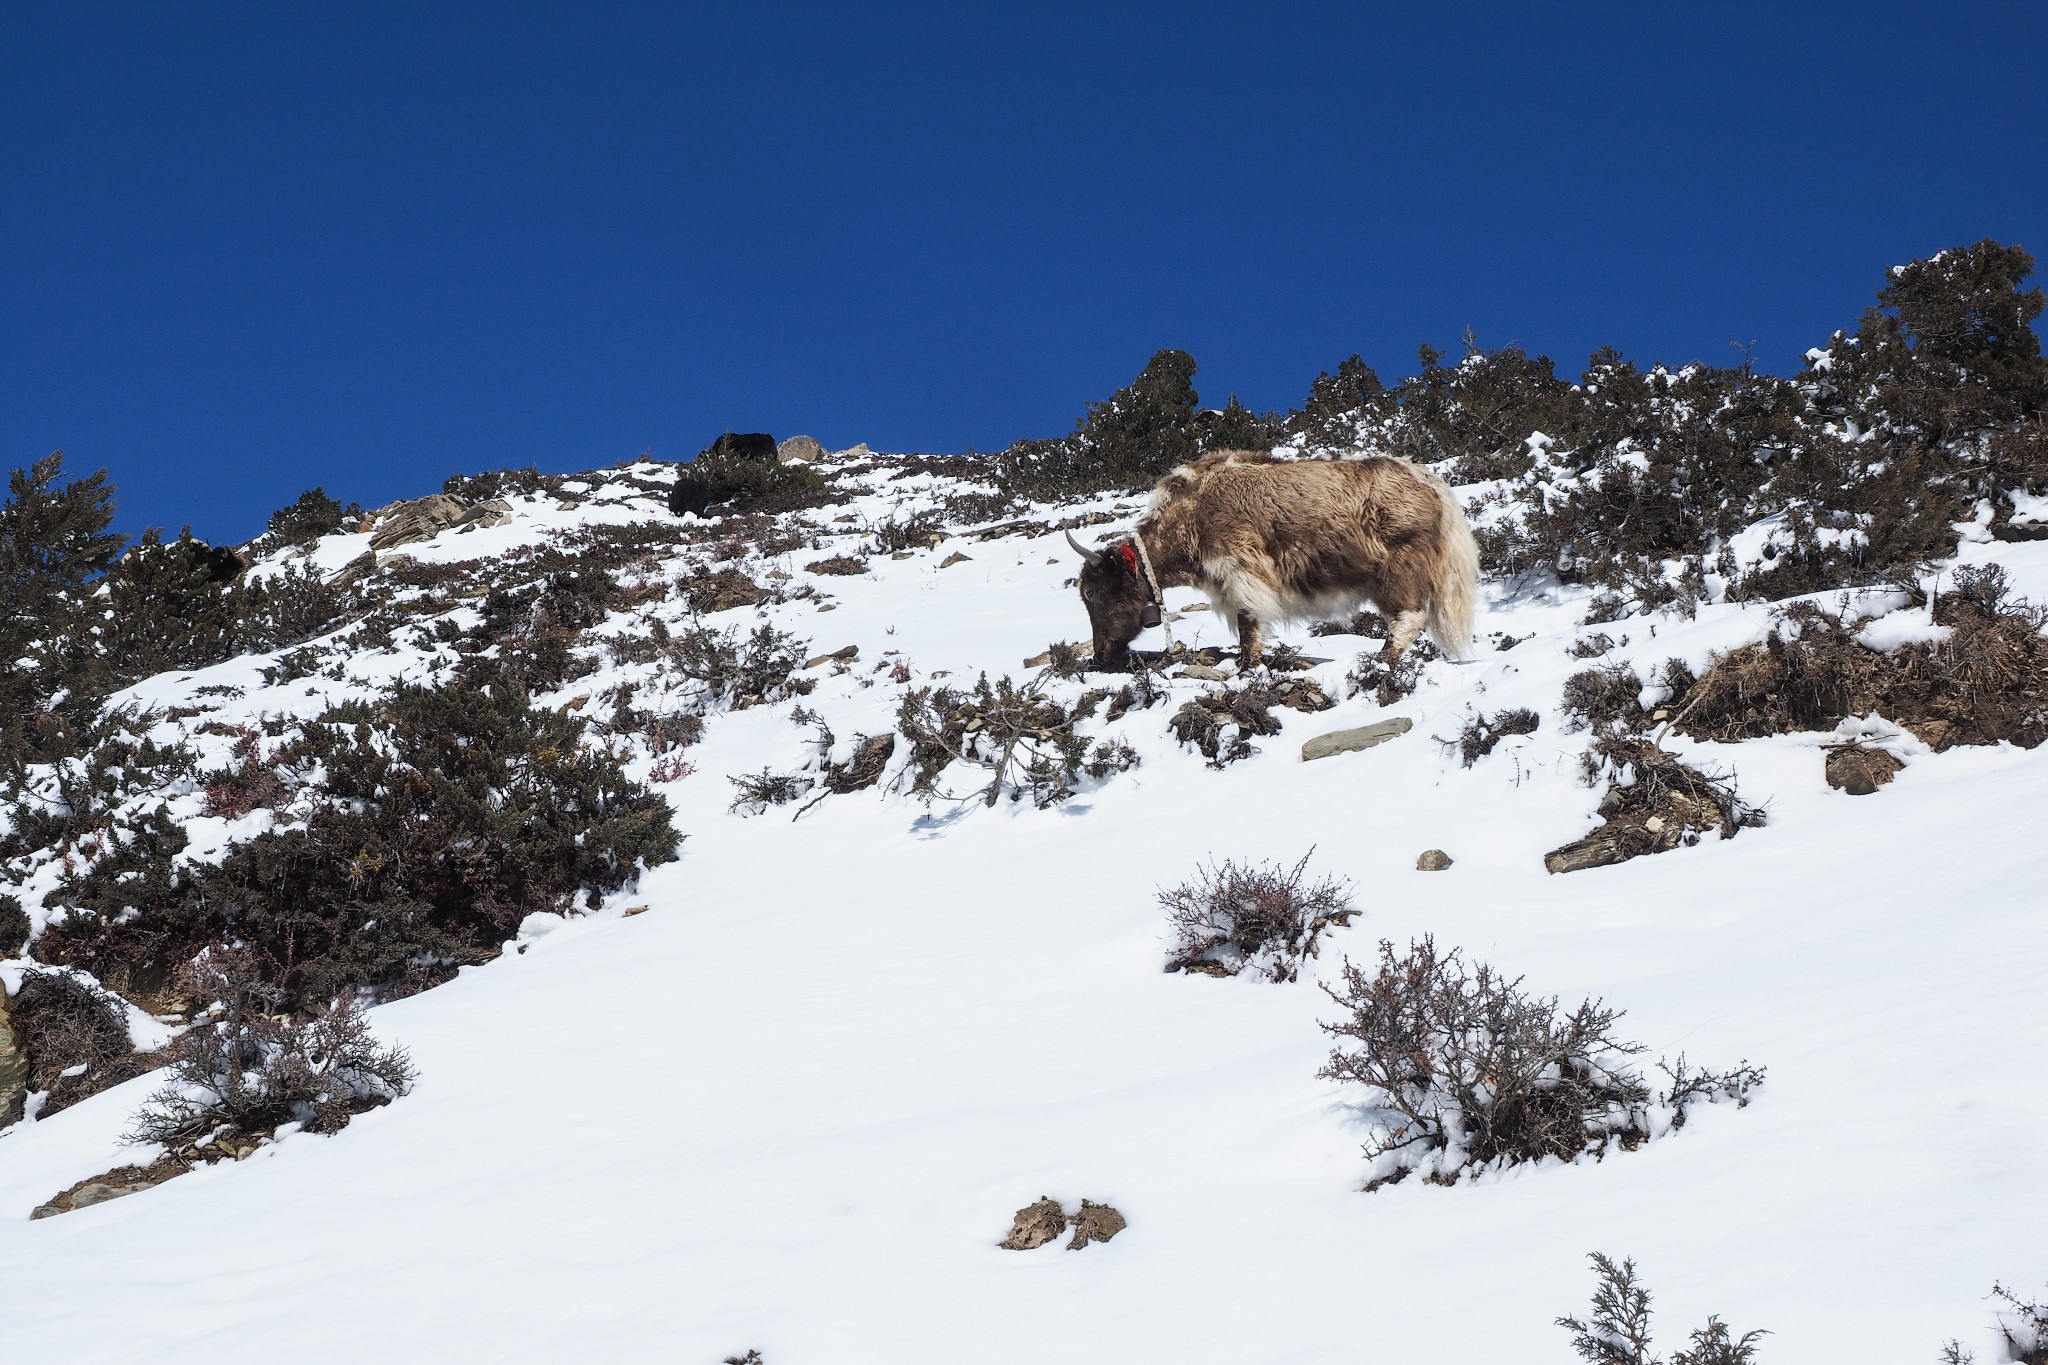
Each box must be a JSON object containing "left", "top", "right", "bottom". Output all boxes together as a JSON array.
[{"left": 1, "top": 456, "right": 2043, "bottom": 1362}]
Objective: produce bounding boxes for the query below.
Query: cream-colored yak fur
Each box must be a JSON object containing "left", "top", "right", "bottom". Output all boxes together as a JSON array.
[{"left": 1138, "top": 449, "right": 1479, "bottom": 660}]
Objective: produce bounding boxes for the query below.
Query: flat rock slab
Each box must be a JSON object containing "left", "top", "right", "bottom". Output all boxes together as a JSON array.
[
  {"left": 32, "top": 1159, "right": 187, "bottom": 1220},
  {"left": 1301, "top": 717, "right": 1413, "bottom": 762}
]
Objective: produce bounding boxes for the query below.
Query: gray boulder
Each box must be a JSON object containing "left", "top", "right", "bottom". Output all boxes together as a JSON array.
[
  {"left": 1301, "top": 717, "right": 1413, "bottom": 762},
  {"left": 777, "top": 435, "right": 827, "bottom": 464}
]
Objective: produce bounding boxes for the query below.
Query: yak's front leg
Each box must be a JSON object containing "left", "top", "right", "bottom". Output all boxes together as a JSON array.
[{"left": 1236, "top": 611, "right": 1264, "bottom": 667}]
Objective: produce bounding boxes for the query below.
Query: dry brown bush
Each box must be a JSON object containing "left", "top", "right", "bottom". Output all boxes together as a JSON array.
[
  {"left": 9, "top": 969, "right": 149, "bottom": 1117},
  {"left": 1160, "top": 851, "right": 1355, "bottom": 982},
  {"left": 1546, "top": 735, "right": 1766, "bottom": 875},
  {"left": 125, "top": 947, "right": 415, "bottom": 1149},
  {"left": 1319, "top": 937, "right": 1763, "bottom": 1190},
  {"left": 1669, "top": 567, "right": 2048, "bottom": 750},
  {"left": 1170, "top": 675, "right": 1333, "bottom": 767}
]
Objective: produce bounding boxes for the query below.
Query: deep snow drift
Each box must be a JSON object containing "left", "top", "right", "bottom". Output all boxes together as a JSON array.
[{"left": 0, "top": 455, "right": 2043, "bottom": 1363}]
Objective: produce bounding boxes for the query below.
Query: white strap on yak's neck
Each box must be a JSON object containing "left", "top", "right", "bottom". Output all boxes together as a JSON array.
[{"left": 1129, "top": 529, "right": 1173, "bottom": 655}]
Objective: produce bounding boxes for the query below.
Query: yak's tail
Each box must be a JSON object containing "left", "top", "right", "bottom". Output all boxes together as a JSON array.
[{"left": 1423, "top": 473, "right": 1480, "bottom": 659}]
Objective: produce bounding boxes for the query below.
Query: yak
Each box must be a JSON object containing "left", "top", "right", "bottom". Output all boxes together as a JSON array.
[{"left": 1068, "top": 449, "right": 1479, "bottom": 670}]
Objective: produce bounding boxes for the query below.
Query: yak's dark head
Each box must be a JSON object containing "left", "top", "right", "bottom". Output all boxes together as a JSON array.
[{"left": 1069, "top": 531, "right": 1159, "bottom": 671}]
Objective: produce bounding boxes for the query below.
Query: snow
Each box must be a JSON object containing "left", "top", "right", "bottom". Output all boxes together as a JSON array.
[
  {"left": 0, "top": 460, "right": 2044, "bottom": 1361},
  {"left": 1857, "top": 606, "right": 1952, "bottom": 652}
]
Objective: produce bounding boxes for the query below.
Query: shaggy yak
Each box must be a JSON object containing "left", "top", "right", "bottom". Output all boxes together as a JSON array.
[{"left": 1068, "top": 450, "right": 1479, "bottom": 670}]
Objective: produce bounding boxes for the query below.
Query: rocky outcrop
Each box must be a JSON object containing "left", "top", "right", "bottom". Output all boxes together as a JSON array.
[{"left": 367, "top": 495, "right": 514, "bottom": 552}]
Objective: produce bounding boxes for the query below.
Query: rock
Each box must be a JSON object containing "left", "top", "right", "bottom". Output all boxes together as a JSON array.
[
  {"left": 1826, "top": 744, "right": 1903, "bottom": 796},
  {"left": 777, "top": 435, "right": 827, "bottom": 464},
  {"left": 333, "top": 550, "right": 380, "bottom": 587},
  {"left": 999, "top": 1197, "right": 1068, "bottom": 1250},
  {"left": 890, "top": 551, "right": 915, "bottom": 561},
  {"left": 463, "top": 498, "right": 514, "bottom": 530},
  {"left": 1066, "top": 1200, "right": 1127, "bottom": 1249},
  {"left": 831, "top": 443, "right": 873, "bottom": 461},
  {"left": 0, "top": 994, "right": 27, "bottom": 1128},
  {"left": 1300, "top": 717, "right": 1413, "bottom": 762},
  {"left": 938, "top": 552, "right": 972, "bottom": 569},
  {"left": 1177, "top": 664, "right": 1229, "bottom": 682},
  {"left": 368, "top": 494, "right": 471, "bottom": 551},
  {"left": 31, "top": 1159, "right": 185, "bottom": 1220},
  {"left": 1416, "top": 849, "right": 1453, "bottom": 871},
  {"left": 804, "top": 645, "right": 859, "bottom": 669}
]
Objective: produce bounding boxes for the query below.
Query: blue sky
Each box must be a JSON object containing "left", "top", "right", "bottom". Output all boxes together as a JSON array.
[{"left": 5, "top": 1, "right": 2045, "bottom": 542}]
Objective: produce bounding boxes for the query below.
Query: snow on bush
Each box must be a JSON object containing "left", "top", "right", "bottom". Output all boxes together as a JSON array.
[
  {"left": 1556, "top": 1252, "right": 1769, "bottom": 1365},
  {"left": 1317, "top": 938, "right": 1763, "bottom": 1189},
  {"left": 894, "top": 673, "right": 1137, "bottom": 808},
  {"left": 1159, "top": 851, "right": 1355, "bottom": 982},
  {"left": 126, "top": 948, "right": 416, "bottom": 1150}
]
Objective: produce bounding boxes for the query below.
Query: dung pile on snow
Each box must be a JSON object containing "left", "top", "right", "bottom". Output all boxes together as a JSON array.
[{"left": 998, "top": 1197, "right": 1127, "bottom": 1251}]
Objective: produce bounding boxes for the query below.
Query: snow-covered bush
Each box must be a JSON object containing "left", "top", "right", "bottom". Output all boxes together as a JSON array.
[
  {"left": 1560, "top": 662, "right": 1652, "bottom": 733},
  {"left": 126, "top": 948, "right": 414, "bottom": 1149},
  {"left": 727, "top": 767, "right": 810, "bottom": 816},
  {"left": 0, "top": 892, "right": 25, "bottom": 955},
  {"left": 1168, "top": 674, "right": 1332, "bottom": 767},
  {"left": 8, "top": 968, "right": 146, "bottom": 1117},
  {"left": 259, "top": 486, "right": 358, "bottom": 549},
  {"left": 671, "top": 621, "right": 813, "bottom": 711},
  {"left": 1556, "top": 1252, "right": 1768, "bottom": 1365},
  {"left": 41, "top": 682, "right": 680, "bottom": 1011},
  {"left": 1449, "top": 706, "right": 1540, "bottom": 766},
  {"left": 863, "top": 508, "right": 946, "bottom": 554},
  {"left": 1317, "top": 938, "right": 1762, "bottom": 1189},
  {"left": 895, "top": 673, "right": 1136, "bottom": 807},
  {"left": 1664, "top": 569, "right": 2048, "bottom": 750},
  {"left": 994, "top": 348, "right": 1205, "bottom": 503},
  {"left": 1159, "top": 852, "right": 1354, "bottom": 982},
  {"left": 1345, "top": 638, "right": 1437, "bottom": 707},
  {"left": 667, "top": 440, "right": 834, "bottom": 519},
  {"left": 1988, "top": 1281, "right": 2048, "bottom": 1365}
]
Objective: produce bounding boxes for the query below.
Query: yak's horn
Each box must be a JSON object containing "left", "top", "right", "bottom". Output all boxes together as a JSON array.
[{"left": 1065, "top": 529, "right": 1103, "bottom": 562}]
